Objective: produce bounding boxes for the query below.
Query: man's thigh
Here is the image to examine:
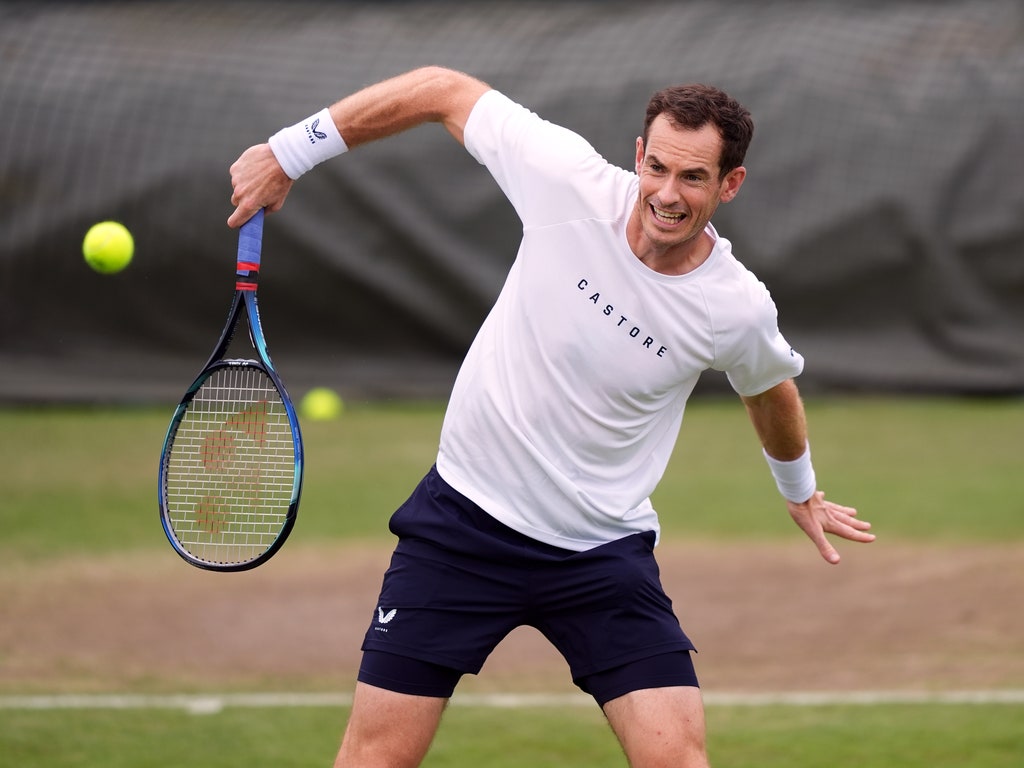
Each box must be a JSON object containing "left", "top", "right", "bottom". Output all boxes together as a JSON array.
[
  {"left": 602, "top": 685, "right": 709, "bottom": 768},
  {"left": 334, "top": 682, "right": 448, "bottom": 768}
]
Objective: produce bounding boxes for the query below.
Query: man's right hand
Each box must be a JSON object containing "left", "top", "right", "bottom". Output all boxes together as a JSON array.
[{"left": 227, "top": 143, "right": 294, "bottom": 228}]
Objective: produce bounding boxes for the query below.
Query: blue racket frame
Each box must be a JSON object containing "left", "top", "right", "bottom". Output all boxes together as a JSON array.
[{"left": 158, "top": 210, "right": 304, "bottom": 571}]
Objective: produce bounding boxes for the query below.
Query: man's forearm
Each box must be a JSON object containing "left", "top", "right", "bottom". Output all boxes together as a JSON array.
[
  {"left": 742, "top": 379, "right": 817, "bottom": 503},
  {"left": 741, "top": 379, "right": 808, "bottom": 460},
  {"left": 327, "top": 66, "right": 490, "bottom": 149}
]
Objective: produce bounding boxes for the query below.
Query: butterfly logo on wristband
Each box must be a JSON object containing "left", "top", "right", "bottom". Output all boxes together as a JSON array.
[{"left": 310, "top": 118, "right": 327, "bottom": 141}]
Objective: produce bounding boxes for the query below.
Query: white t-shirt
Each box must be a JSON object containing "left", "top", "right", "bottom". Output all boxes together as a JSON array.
[{"left": 435, "top": 90, "right": 803, "bottom": 551}]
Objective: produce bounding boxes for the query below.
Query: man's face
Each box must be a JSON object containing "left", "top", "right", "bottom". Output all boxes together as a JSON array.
[{"left": 633, "top": 114, "right": 745, "bottom": 258}]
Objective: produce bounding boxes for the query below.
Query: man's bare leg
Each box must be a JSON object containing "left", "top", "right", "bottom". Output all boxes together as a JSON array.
[
  {"left": 603, "top": 686, "right": 710, "bottom": 768},
  {"left": 333, "top": 682, "right": 448, "bottom": 768}
]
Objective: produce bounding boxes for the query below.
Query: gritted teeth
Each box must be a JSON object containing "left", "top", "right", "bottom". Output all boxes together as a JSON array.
[{"left": 652, "top": 205, "right": 685, "bottom": 224}]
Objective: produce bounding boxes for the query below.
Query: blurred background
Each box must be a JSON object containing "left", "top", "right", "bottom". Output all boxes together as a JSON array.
[{"left": 1, "top": 0, "right": 1022, "bottom": 405}]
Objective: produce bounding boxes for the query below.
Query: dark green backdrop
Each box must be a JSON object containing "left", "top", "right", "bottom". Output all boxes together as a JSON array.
[{"left": 2, "top": 0, "right": 1022, "bottom": 403}]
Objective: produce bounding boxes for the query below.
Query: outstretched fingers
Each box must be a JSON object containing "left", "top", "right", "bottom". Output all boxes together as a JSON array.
[
  {"left": 788, "top": 492, "right": 875, "bottom": 565},
  {"left": 823, "top": 500, "right": 876, "bottom": 541}
]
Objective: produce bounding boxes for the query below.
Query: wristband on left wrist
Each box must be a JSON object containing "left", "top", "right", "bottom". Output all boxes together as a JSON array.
[{"left": 763, "top": 443, "right": 816, "bottom": 503}]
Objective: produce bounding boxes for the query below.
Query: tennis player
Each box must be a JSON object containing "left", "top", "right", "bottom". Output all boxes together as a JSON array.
[{"left": 229, "top": 66, "right": 875, "bottom": 768}]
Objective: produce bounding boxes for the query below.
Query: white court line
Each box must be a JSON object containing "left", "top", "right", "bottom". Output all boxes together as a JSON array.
[{"left": 1, "top": 690, "right": 1023, "bottom": 714}]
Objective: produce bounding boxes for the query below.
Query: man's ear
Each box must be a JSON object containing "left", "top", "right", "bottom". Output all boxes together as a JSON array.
[
  {"left": 634, "top": 136, "right": 645, "bottom": 175},
  {"left": 719, "top": 166, "right": 747, "bottom": 203}
]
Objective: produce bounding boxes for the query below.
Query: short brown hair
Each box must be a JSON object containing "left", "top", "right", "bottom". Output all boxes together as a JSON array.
[{"left": 643, "top": 84, "right": 753, "bottom": 177}]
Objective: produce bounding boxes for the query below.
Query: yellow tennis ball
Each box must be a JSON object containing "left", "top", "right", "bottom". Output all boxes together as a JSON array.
[
  {"left": 83, "top": 221, "right": 134, "bottom": 274},
  {"left": 301, "top": 387, "right": 344, "bottom": 421}
]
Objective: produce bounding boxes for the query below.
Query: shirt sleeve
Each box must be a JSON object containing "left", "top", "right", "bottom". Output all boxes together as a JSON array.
[
  {"left": 464, "top": 90, "right": 632, "bottom": 228},
  {"left": 710, "top": 266, "right": 805, "bottom": 396}
]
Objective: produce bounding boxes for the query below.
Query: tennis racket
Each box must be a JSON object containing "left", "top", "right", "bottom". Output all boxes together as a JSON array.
[{"left": 158, "top": 209, "right": 303, "bottom": 571}]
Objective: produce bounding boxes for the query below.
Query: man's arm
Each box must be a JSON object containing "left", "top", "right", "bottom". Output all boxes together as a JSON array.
[
  {"left": 741, "top": 379, "right": 875, "bottom": 564},
  {"left": 228, "top": 66, "right": 490, "bottom": 227}
]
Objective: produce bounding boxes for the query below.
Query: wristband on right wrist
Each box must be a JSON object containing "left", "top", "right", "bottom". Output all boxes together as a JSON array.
[{"left": 267, "top": 107, "right": 348, "bottom": 180}]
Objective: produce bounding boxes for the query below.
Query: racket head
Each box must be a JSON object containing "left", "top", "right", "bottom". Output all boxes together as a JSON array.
[{"left": 158, "top": 359, "right": 303, "bottom": 571}]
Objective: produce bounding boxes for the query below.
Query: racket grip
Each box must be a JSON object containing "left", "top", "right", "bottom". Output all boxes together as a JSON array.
[{"left": 237, "top": 208, "right": 265, "bottom": 270}]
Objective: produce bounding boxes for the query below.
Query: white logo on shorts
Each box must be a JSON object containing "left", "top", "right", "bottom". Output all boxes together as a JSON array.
[{"left": 377, "top": 607, "right": 398, "bottom": 625}]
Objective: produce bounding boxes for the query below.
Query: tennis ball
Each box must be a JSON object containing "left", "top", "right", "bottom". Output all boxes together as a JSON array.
[
  {"left": 301, "top": 387, "right": 344, "bottom": 421},
  {"left": 83, "top": 220, "right": 134, "bottom": 274}
]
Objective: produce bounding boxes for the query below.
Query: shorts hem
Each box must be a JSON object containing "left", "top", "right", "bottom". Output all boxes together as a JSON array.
[
  {"left": 575, "top": 649, "right": 701, "bottom": 708},
  {"left": 593, "top": 676, "right": 701, "bottom": 709},
  {"left": 357, "top": 669, "right": 456, "bottom": 699},
  {"left": 568, "top": 641, "right": 696, "bottom": 681}
]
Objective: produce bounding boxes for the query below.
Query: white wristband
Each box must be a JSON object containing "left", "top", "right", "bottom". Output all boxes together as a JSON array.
[
  {"left": 267, "top": 107, "right": 348, "bottom": 180},
  {"left": 763, "top": 444, "right": 817, "bottom": 503}
]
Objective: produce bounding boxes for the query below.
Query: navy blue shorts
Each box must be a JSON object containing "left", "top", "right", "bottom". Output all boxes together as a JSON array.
[{"left": 359, "top": 466, "right": 697, "bottom": 705}]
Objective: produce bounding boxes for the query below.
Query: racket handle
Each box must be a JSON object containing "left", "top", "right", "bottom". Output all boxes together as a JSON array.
[{"left": 237, "top": 208, "right": 265, "bottom": 271}]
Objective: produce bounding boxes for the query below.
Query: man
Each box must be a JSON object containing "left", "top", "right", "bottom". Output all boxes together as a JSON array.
[{"left": 229, "top": 66, "right": 874, "bottom": 768}]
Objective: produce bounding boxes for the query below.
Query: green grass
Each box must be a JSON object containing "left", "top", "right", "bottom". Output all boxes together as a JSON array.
[
  {"left": 1, "top": 706, "right": 339, "bottom": 768},
  {"left": 706, "top": 703, "right": 1024, "bottom": 767},
  {"left": 655, "top": 396, "right": 1024, "bottom": 541},
  {"left": 1, "top": 397, "right": 1022, "bottom": 561},
  {"left": 2, "top": 702, "right": 1021, "bottom": 768},
  {"left": 0, "top": 402, "right": 445, "bottom": 559},
  {"left": 2, "top": 397, "right": 1022, "bottom": 767}
]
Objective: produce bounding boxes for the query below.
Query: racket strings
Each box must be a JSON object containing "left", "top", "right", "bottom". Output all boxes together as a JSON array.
[{"left": 164, "top": 366, "right": 296, "bottom": 564}]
